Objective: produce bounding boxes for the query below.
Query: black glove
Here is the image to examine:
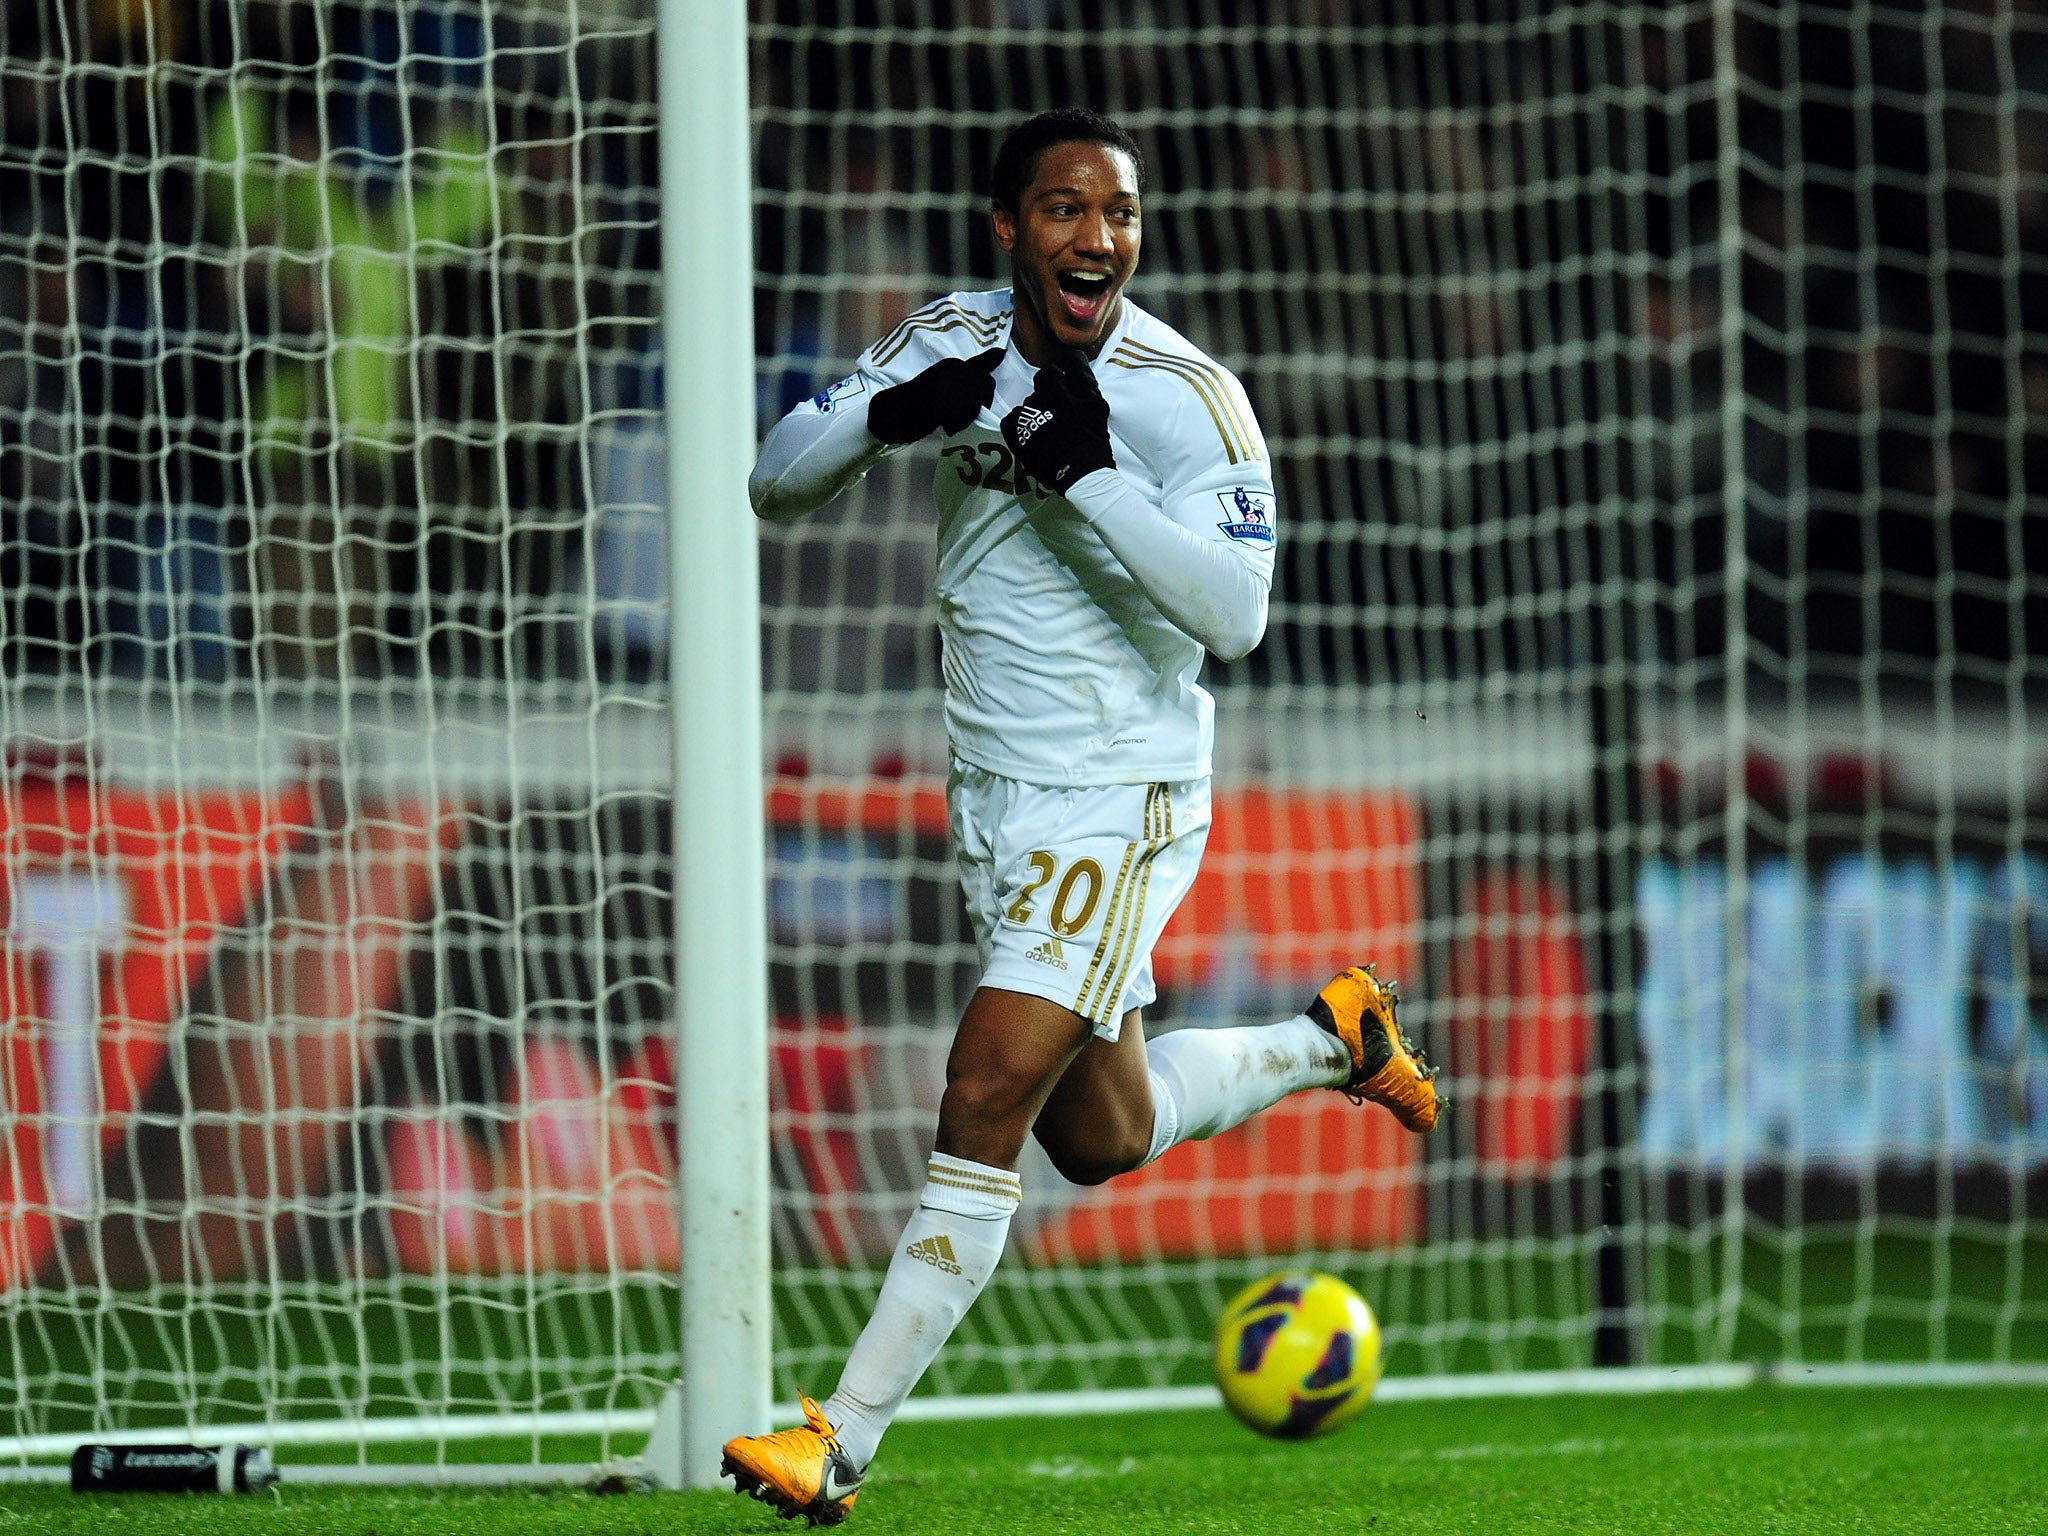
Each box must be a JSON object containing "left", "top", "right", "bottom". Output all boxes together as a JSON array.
[
  {"left": 1001, "top": 348, "right": 1116, "bottom": 495},
  {"left": 866, "top": 347, "right": 1004, "bottom": 445}
]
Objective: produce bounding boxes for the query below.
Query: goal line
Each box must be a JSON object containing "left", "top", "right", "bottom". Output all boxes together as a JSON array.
[{"left": 5, "top": 1362, "right": 2045, "bottom": 1483}]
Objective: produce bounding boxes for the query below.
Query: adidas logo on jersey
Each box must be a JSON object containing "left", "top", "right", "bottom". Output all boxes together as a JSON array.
[
  {"left": 1010, "top": 405, "right": 1055, "bottom": 443},
  {"left": 1024, "top": 937, "right": 1069, "bottom": 970},
  {"left": 906, "top": 1234, "right": 963, "bottom": 1275}
]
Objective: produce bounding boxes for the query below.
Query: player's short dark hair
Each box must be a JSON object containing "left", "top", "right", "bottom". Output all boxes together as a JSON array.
[{"left": 989, "top": 109, "right": 1147, "bottom": 214}]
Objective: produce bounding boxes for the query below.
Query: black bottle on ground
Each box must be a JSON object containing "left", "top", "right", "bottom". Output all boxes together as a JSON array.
[{"left": 69, "top": 1443, "right": 279, "bottom": 1493}]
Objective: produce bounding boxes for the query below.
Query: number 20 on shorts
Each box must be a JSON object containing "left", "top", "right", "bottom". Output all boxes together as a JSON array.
[{"left": 1006, "top": 851, "right": 1105, "bottom": 936}]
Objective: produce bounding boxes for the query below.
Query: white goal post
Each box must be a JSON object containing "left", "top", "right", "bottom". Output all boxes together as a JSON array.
[
  {"left": 657, "top": 0, "right": 770, "bottom": 1492},
  {"left": 0, "top": 0, "right": 2043, "bottom": 1487}
]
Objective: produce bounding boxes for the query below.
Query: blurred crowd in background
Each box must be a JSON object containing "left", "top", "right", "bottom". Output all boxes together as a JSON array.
[
  {"left": 1, "top": 0, "right": 2045, "bottom": 693},
  {"left": 1, "top": 0, "right": 655, "bottom": 682}
]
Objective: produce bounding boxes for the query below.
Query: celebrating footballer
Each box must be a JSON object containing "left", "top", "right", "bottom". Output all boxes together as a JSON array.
[{"left": 723, "top": 108, "right": 1441, "bottom": 1525}]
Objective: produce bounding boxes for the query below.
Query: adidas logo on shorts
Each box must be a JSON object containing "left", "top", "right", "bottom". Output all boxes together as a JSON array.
[
  {"left": 905, "top": 1234, "right": 963, "bottom": 1275},
  {"left": 1024, "top": 937, "right": 1068, "bottom": 970}
]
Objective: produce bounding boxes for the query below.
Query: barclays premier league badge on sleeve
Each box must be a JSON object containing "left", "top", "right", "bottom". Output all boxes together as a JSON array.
[
  {"left": 810, "top": 374, "right": 869, "bottom": 414},
  {"left": 1216, "top": 487, "right": 1275, "bottom": 543}
]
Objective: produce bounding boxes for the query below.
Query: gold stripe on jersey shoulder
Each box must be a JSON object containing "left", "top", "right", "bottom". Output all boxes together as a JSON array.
[
  {"left": 1108, "top": 340, "right": 1259, "bottom": 464},
  {"left": 1110, "top": 350, "right": 1249, "bottom": 464},
  {"left": 874, "top": 310, "right": 1006, "bottom": 367},
  {"left": 1110, "top": 340, "right": 1257, "bottom": 462},
  {"left": 872, "top": 299, "right": 1005, "bottom": 362},
  {"left": 873, "top": 302, "right": 1010, "bottom": 367},
  {"left": 1115, "top": 335, "right": 1244, "bottom": 404}
]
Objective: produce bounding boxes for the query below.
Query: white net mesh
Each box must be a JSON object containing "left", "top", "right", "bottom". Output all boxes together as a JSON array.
[
  {"left": 755, "top": 1, "right": 1659, "bottom": 1396},
  {"left": 1, "top": 0, "right": 2043, "bottom": 1471},
  {"left": 1635, "top": 0, "right": 2048, "bottom": 1367},
  {"left": 749, "top": 0, "right": 2046, "bottom": 1399},
  {"left": 1, "top": 0, "right": 678, "bottom": 1462}
]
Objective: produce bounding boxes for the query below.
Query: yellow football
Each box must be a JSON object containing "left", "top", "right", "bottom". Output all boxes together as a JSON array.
[{"left": 1212, "top": 1270, "right": 1383, "bottom": 1438}]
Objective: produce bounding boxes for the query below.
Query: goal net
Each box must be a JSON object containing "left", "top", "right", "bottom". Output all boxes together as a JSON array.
[{"left": 1, "top": 0, "right": 2042, "bottom": 1475}]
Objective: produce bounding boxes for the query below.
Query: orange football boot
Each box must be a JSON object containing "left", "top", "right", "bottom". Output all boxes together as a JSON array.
[
  {"left": 722, "top": 1396, "right": 863, "bottom": 1526},
  {"left": 1309, "top": 964, "right": 1443, "bottom": 1132}
]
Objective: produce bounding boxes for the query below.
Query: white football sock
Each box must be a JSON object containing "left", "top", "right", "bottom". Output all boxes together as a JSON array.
[
  {"left": 823, "top": 1153, "right": 1019, "bottom": 1469},
  {"left": 1143, "top": 1014, "right": 1352, "bottom": 1164}
]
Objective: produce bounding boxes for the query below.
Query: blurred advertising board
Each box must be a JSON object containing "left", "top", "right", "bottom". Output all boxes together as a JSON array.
[
  {"left": 1638, "top": 852, "right": 2048, "bottom": 1166},
  {"left": 4, "top": 753, "right": 1687, "bottom": 1284}
]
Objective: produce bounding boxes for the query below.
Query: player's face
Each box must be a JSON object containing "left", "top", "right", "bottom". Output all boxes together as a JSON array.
[{"left": 993, "top": 140, "right": 1142, "bottom": 360}]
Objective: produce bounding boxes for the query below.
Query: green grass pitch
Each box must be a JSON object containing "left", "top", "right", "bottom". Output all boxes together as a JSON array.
[{"left": 4, "top": 1385, "right": 2040, "bottom": 1534}]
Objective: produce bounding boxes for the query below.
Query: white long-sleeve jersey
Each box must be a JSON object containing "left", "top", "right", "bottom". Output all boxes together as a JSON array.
[{"left": 751, "top": 288, "right": 1277, "bottom": 787}]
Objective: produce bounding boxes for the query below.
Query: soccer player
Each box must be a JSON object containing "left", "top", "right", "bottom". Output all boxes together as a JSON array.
[{"left": 723, "top": 108, "right": 1439, "bottom": 1525}]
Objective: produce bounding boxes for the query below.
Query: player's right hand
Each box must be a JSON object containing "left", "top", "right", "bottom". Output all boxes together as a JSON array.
[{"left": 866, "top": 348, "right": 1005, "bottom": 444}]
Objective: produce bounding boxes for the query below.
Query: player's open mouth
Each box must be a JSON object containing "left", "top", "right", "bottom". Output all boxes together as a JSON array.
[{"left": 1054, "top": 268, "right": 1114, "bottom": 324}]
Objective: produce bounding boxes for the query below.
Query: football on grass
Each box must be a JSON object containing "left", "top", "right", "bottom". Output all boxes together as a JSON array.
[{"left": 1212, "top": 1270, "right": 1383, "bottom": 1438}]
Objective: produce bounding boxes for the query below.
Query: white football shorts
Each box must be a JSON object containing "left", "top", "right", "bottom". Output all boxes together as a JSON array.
[{"left": 948, "top": 760, "right": 1212, "bottom": 1042}]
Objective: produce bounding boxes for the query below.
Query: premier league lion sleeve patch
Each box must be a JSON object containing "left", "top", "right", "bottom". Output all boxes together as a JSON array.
[
  {"left": 1215, "top": 486, "right": 1276, "bottom": 543},
  {"left": 809, "top": 373, "right": 869, "bottom": 414}
]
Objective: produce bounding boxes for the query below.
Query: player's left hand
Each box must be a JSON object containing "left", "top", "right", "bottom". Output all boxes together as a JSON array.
[{"left": 1002, "top": 348, "right": 1115, "bottom": 495}]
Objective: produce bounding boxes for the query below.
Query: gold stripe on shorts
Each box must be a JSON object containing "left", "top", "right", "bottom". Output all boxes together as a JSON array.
[
  {"left": 1073, "top": 822, "right": 1144, "bottom": 1019},
  {"left": 1073, "top": 783, "right": 1157, "bottom": 1020},
  {"left": 1076, "top": 784, "right": 1171, "bottom": 1024},
  {"left": 1087, "top": 784, "right": 1171, "bottom": 1023}
]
